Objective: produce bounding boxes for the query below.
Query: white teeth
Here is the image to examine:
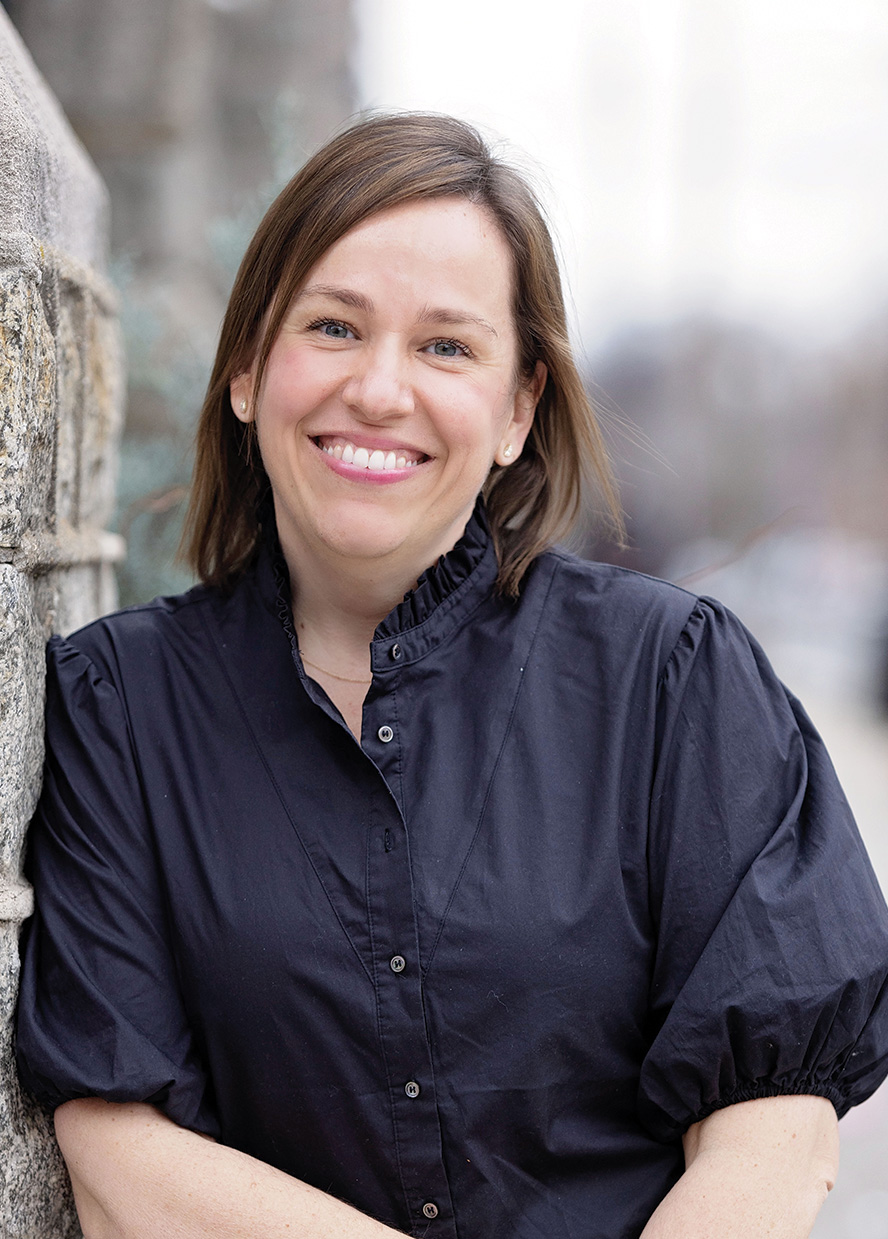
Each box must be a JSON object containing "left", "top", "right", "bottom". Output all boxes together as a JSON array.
[{"left": 321, "top": 439, "right": 421, "bottom": 470}]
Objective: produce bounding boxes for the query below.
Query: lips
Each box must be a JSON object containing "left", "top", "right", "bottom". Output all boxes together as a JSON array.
[{"left": 315, "top": 436, "right": 426, "bottom": 472}]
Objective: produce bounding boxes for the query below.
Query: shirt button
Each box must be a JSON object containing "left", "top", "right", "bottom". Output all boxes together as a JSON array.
[
  {"left": 422, "top": 1202, "right": 439, "bottom": 1219},
  {"left": 390, "top": 643, "right": 402, "bottom": 661},
  {"left": 377, "top": 725, "right": 394, "bottom": 743},
  {"left": 390, "top": 955, "right": 406, "bottom": 973},
  {"left": 404, "top": 1080, "right": 420, "bottom": 1099}
]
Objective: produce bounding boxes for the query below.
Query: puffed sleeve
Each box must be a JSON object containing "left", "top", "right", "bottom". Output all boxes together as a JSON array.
[
  {"left": 638, "top": 599, "right": 888, "bottom": 1143},
  {"left": 15, "top": 635, "right": 219, "bottom": 1136}
]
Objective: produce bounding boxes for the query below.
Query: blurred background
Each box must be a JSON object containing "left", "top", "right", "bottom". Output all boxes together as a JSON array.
[{"left": 5, "top": 1, "right": 887, "bottom": 1232}]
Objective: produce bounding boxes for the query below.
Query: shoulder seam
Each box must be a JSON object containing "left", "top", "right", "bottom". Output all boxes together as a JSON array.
[{"left": 541, "top": 547, "right": 700, "bottom": 601}]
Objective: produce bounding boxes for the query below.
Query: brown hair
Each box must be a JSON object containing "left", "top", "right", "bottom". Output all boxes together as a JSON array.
[{"left": 182, "top": 111, "right": 622, "bottom": 597}]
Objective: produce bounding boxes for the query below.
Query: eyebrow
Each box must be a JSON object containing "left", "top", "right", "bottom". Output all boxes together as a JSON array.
[
  {"left": 417, "top": 306, "right": 498, "bottom": 338},
  {"left": 298, "top": 284, "right": 373, "bottom": 313},
  {"left": 297, "top": 284, "right": 499, "bottom": 338}
]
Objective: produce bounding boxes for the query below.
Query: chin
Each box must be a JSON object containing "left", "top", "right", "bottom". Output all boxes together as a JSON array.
[{"left": 313, "top": 515, "right": 417, "bottom": 564}]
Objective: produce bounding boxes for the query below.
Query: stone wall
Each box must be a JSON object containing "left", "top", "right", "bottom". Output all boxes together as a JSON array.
[{"left": 0, "top": 9, "right": 124, "bottom": 1236}]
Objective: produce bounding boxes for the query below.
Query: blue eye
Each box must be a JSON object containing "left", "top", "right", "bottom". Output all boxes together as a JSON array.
[
  {"left": 308, "top": 318, "right": 353, "bottom": 339},
  {"left": 430, "top": 339, "right": 465, "bottom": 358}
]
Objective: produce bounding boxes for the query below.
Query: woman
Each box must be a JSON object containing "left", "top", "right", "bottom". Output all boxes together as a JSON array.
[{"left": 16, "top": 113, "right": 888, "bottom": 1239}]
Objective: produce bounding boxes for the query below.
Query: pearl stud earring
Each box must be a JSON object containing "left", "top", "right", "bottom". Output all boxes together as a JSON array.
[
  {"left": 240, "top": 400, "right": 247, "bottom": 414},
  {"left": 502, "top": 444, "right": 514, "bottom": 460}
]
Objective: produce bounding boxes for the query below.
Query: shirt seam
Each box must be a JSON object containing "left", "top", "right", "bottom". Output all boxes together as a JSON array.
[{"left": 422, "top": 555, "right": 560, "bottom": 979}]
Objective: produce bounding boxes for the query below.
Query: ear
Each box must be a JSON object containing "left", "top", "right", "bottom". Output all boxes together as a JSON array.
[
  {"left": 230, "top": 372, "right": 255, "bottom": 423},
  {"left": 495, "top": 361, "right": 547, "bottom": 467}
]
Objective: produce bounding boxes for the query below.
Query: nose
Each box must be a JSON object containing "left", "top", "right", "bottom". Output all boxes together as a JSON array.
[{"left": 341, "top": 341, "right": 414, "bottom": 422}]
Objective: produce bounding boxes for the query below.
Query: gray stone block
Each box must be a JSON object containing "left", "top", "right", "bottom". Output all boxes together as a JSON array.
[
  {"left": 0, "top": 273, "right": 56, "bottom": 549},
  {"left": 0, "top": 566, "right": 46, "bottom": 877},
  {"left": 78, "top": 298, "right": 124, "bottom": 532},
  {"left": 0, "top": 7, "right": 108, "bottom": 274}
]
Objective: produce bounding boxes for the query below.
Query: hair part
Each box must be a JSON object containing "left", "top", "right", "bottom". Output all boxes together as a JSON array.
[{"left": 182, "top": 111, "right": 623, "bottom": 598}]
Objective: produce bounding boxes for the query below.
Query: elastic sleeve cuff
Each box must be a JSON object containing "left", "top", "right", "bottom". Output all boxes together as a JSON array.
[{"left": 684, "top": 1078, "right": 846, "bottom": 1133}]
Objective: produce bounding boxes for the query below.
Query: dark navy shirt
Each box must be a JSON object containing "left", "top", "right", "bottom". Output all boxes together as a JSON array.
[{"left": 16, "top": 510, "right": 888, "bottom": 1238}]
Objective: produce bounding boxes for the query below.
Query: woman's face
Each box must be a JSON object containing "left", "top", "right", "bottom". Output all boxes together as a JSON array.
[{"left": 231, "top": 197, "right": 543, "bottom": 582}]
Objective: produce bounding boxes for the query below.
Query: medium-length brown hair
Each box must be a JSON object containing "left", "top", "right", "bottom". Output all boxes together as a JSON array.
[{"left": 182, "top": 111, "right": 622, "bottom": 597}]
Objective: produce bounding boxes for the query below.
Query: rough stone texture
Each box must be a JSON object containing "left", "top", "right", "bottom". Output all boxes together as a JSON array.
[{"left": 0, "top": 9, "right": 124, "bottom": 1236}]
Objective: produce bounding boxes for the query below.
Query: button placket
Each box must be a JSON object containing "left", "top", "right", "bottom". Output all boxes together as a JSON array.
[{"left": 366, "top": 798, "right": 457, "bottom": 1236}]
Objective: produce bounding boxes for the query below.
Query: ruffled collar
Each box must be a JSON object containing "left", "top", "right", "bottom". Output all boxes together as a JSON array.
[
  {"left": 260, "top": 499, "right": 499, "bottom": 666},
  {"left": 374, "top": 499, "right": 493, "bottom": 641}
]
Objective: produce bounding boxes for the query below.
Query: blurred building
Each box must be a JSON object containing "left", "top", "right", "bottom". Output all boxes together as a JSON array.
[{"left": 586, "top": 313, "right": 888, "bottom": 715}]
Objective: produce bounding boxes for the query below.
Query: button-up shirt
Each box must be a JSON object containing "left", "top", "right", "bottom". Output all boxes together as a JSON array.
[{"left": 17, "top": 508, "right": 888, "bottom": 1238}]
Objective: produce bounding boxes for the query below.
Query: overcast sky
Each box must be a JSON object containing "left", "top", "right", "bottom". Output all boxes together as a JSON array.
[{"left": 356, "top": 0, "right": 888, "bottom": 351}]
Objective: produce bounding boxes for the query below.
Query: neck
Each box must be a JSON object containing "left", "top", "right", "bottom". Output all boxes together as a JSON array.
[
  {"left": 291, "top": 569, "right": 407, "bottom": 669},
  {"left": 280, "top": 535, "right": 429, "bottom": 673}
]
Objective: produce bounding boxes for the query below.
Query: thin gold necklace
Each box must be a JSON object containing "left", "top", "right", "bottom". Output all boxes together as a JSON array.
[{"left": 300, "top": 652, "right": 372, "bottom": 686}]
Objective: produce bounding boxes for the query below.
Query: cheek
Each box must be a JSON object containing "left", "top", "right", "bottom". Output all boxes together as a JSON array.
[
  {"left": 441, "top": 411, "right": 500, "bottom": 460},
  {"left": 262, "top": 346, "right": 337, "bottom": 412},
  {"left": 434, "top": 377, "right": 516, "bottom": 446}
]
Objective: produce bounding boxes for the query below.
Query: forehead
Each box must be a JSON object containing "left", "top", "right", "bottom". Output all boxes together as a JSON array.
[{"left": 298, "top": 198, "right": 517, "bottom": 319}]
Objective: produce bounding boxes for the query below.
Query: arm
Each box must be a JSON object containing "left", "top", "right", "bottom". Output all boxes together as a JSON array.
[
  {"left": 640, "top": 1095, "right": 838, "bottom": 1239},
  {"left": 55, "top": 1099, "right": 407, "bottom": 1239}
]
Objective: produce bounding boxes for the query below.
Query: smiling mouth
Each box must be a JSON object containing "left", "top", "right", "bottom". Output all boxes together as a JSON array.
[{"left": 315, "top": 436, "right": 427, "bottom": 472}]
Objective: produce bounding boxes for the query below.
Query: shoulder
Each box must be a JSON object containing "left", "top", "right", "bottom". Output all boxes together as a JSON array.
[
  {"left": 525, "top": 547, "right": 774, "bottom": 692},
  {"left": 46, "top": 574, "right": 249, "bottom": 701},
  {"left": 530, "top": 547, "right": 709, "bottom": 676},
  {"left": 53, "top": 581, "right": 212, "bottom": 664},
  {"left": 541, "top": 546, "right": 698, "bottom": 617}
]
